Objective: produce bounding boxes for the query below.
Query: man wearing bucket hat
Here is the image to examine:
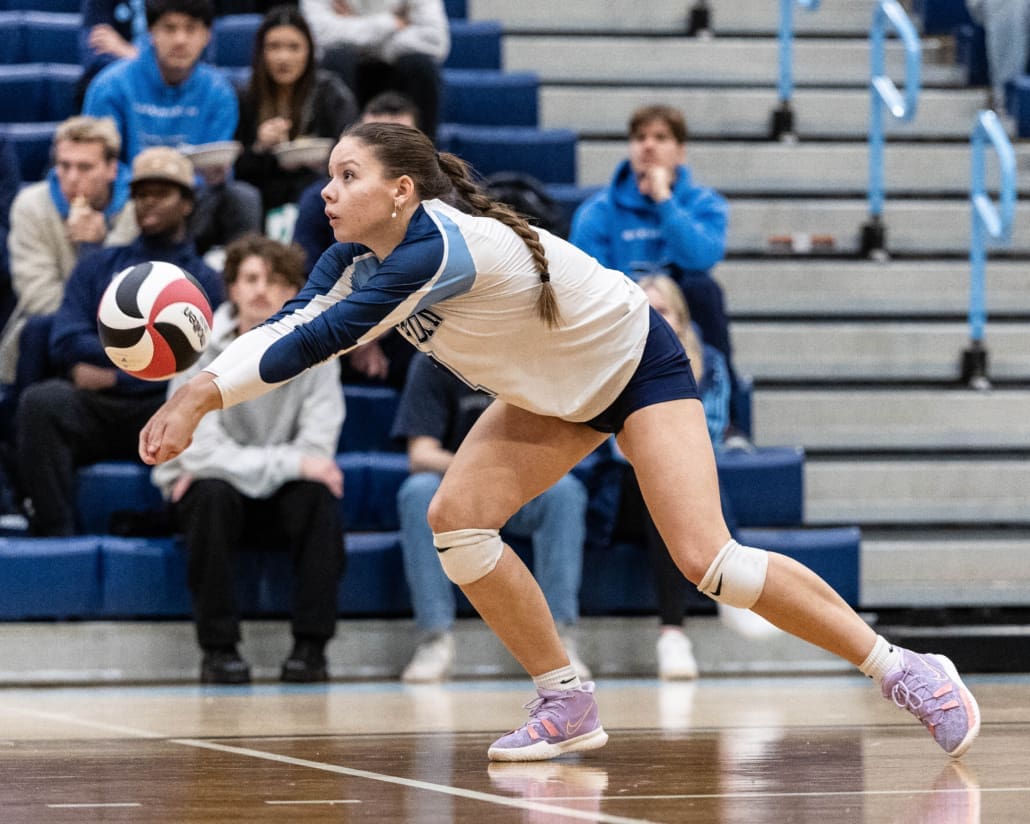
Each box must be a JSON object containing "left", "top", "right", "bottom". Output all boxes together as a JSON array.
[{"left": 13, "top": 147, "right": 223, "bottom": 537}]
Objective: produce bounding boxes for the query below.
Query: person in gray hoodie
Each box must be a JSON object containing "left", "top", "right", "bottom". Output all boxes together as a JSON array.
[
  {"left": 301, "top": 0, "right": 449, "bottom": 139},
  {"left": 152, "top": 233, "right": 346, "bottom": 685}
]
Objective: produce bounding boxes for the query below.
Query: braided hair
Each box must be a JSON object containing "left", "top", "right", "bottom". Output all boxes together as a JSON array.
[{"left": 343, "top": 122, "right": 563, "bottom": 328}]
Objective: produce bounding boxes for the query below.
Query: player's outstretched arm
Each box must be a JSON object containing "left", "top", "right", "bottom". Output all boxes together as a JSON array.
[{"left": 139, "top": 372, "right": 224, "bottom": 465}]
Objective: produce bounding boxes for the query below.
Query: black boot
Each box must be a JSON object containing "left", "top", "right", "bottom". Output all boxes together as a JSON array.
[
  {"left": 200, "top": 647, "right": 251, "bottom": 684},
  {"left": 280, "top": 638, "right": 328, "bottom": 683}
]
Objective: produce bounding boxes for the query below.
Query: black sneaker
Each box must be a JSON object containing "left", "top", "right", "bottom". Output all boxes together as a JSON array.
[
  {"left": 200, "top": 648, "right": 251, "bottom": 685},
  {"left": 280, "top": 639, "right": 328, "bottom": 683}
]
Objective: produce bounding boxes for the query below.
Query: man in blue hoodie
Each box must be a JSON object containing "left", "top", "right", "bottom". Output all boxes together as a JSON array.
[
  {"left": 569, "top": 104, "right": 749, "bottom": 442},
  {"left": 14, "top": 147, "right": 223, "bottom": 537},
  {"left": 83, "top": 0, "right": 261, "bottom": 255}
]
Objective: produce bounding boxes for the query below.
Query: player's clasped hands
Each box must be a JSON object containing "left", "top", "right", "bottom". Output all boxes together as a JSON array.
[{"left": 139, "top": 372, "right": 223, "bottom": 465}]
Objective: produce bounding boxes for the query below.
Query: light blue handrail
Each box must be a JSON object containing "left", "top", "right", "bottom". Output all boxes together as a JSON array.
[
  {"left": 777, "top": 0, "right": 821, "bottom": 104},
  {"left": 968, "top": 109, "right": 1017, "bottom": 345},
  {"left": 867, "top": 0, "right": 921, "bottom": 220}
]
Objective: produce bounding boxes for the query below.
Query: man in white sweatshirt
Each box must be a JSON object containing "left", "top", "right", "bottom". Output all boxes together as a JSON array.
[
  {"left": 152, "top": 233, "right": 345, "bottom": 684},
  {"left": 301, "top": 0, "right": 450, "bottom": 139}
]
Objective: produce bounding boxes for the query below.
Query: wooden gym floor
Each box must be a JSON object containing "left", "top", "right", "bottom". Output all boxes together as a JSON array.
[{"left": 0, "top": 674, "right": 1027, "bottom": 822}]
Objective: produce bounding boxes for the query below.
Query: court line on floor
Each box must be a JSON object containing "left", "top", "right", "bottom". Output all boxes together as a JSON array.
[
  {"left": 172, "top": 738, "right": 653, "bottom": 824},
  {"left": 0, "top": 703, "right": 651, "bottom": 824},
  {"left": 0, "top": 706, "right": 164, "bottom": 738}
]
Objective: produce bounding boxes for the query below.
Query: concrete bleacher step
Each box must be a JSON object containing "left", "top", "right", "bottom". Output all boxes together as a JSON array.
[
  {"left": 469, "top": 0, "right": 883, "bottom": 36},
  {"left": 734, "top": 320, "right": 1030, "bottom": 381},
  {"left": 0, "top": 615, "right": 849, "bottom": 684},
  {"left": 753, "top": 389, "right": 1030, "bottom": 450},
  {"left": 805, "top": 457, "right": 1030, "bottom": 524},
  {"left": 716, "top": 259, "right": 1030, "bottom": 317},
  {"left": 543, "top": 86, "right": 987, "bottom": 139},
  {"left": 861, "top": 528, "right": 1030, "bottom": 607},
  {"left": 505, "top": 36, "right": 961, "bottom": 87},
  {"left": 724, "top": 198, "right": 1030, "bottom": 255},
  {"left": 579, "top": 140, "right": 1030, "bottom": 194}
]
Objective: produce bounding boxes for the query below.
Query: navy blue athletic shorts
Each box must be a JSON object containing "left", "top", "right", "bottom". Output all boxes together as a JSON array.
[{"left": 585, "top": 307, "right": 701, "bottom": 434}]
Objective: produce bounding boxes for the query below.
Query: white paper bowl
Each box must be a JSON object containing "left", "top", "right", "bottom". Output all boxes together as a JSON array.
[
  {"left": 272, "top": 138, "right": 334, "bottom": 171},
  {"left": 179, "top": 140, "right": 243, "bottom": 170}
]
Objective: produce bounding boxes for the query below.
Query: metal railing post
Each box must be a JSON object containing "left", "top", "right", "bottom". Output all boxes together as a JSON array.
[
  {"left": 771, "top": 0, "right": 820, "bottom": 141},
  {"left": 862, "top": 0, "right": 921, "bottom": 258},
  {"left": 962, "top": 109, "right": 1017, "bottom": 389}
]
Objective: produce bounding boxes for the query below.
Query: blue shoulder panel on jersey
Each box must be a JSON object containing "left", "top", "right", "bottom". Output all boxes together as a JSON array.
[{"left": 255, "top": 208, "right": 474, "bottom": 385}]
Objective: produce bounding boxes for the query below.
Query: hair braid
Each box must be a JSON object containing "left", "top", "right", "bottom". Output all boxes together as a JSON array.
[{"left": 437, "top": 152, "right": 564, "bottom": 328}]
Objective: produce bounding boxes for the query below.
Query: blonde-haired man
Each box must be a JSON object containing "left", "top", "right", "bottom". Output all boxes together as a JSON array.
[{"left": 0, "top": 115, "right": 138, "bottom": 382}]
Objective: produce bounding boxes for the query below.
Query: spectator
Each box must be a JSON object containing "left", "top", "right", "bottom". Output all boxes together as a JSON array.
[
  {"left": 82, "top": 0, "right": 263, "bottom": 256},
  {"left": 234, "top": 5, "right": 359, "bottom": 217},
  {"left": 965, "top": 0, "right": 1030, "bottom": 113},
  {"left": 301, "top": 0, "right": 449, "bottom": 140},
  {"left": 14, "top": 147, "right": 223, "bottom": 537},
  {"left": 568, "top": 103, "right": 750, "bottom": 445},
  {"left": 152, "top": 233, "right": 345, "bottom": 684},
  {"left": 393, "top": 352, "right": 591, "bottom": 684},
  {"left": 292, "top": 92, "right": 420, "bottom": 389},
  {"left": 0, "top": 117, "right": 138, "bottom": 385},
  {"left": 0, "top": 135, "right": 21, "bottom": 331}
]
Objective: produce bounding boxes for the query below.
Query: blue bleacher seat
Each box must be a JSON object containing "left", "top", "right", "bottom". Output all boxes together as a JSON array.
[
  {"left": 443, "top": 125, "right": 577, "bottom": 184},
  {"left": 440, "top": 69, "right": 538, "bottom": 127},
  {"left": 738, "top": 526, "right": 861, "bottom": 606},
  {"left": 338, "top": 384, "right": 402, "bottom": 453},
  {"left": 0, "top": 120, "right": 57, "bottom": 181},
  {"left": 912, "top": 0, "right": 973, "bottom": 35},
  {"left": 337, "top": 451, "right": 408, "bottom": 532},
  {"left": 44, "top": 63, "right": 81, "bottom": 122},
  {"left": 544, "top": 183, "right": 602, "bottom": 229},
  {"left": 22, "top": 12, "right": 80, "bottom": 64},
  {"left": 0, "top": 12, "right": 25, "bottom": 63},
  {"left": 0, "top": 0, "right": 78, "bottom": 13},
  {"left": 336, "top": 531, "right": 411, "bottom": 615},
  {"left": 75, "top": 461, "right": 163, "bottom": 535},
  {"left": 0, "top": 65, "right": 49, "bottom": 123},
  {"left": 99, "top": 537, "right": 192, "bottom": 617},
  {"left": 716, "top": 446, "right": 805, "bottom": 528},
  {"left": 443, "top": 0, "right": 466, "bottom": 18},
  {"left": 0, "top": 537, "right": 102, "bottom": 619},
  {"left": 444, "top": 20, "right": 503, "bottom": 70},
  {"left": 210, "top": 14, "right": 261, "bottom": 68}
]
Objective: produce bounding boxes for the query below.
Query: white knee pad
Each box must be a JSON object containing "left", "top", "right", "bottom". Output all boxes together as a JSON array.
[
  {"left": 697, "top": 539, "right": 769, "bottom": 609},
  {"left": 433, "top": 528, "right": 504, "bottom": 585}
]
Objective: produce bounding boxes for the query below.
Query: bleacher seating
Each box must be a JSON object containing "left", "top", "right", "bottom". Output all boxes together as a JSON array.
[
  {"left": 0, "top": 0, "right": 872, "bottom": 638},
  {"left": 440, "top": 124, "right": 577, "bottom": 183},
  {"left": 208, "top": 13, "right": 261, "bottom": 69},
  {"left": 440, "top": 69, "right": 540, "bottom": 127},
  {"left": 444, "top": 20, "right": 503, "bottom": 70}
]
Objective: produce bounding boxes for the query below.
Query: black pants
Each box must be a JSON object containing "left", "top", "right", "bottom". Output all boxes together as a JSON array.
[
  {"left": 14, "top": 378, "right": 163, "bottom": 536},
  {"left": 321, "top": 46, "right": 441, "bottom": 141},
  {"left": 174, "top": 478, "right": 345, "bottom": 649}
]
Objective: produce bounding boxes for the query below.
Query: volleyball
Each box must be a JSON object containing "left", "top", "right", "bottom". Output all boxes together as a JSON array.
[{"left": 97, "top": 261, "right": 213, "bottom": 381}]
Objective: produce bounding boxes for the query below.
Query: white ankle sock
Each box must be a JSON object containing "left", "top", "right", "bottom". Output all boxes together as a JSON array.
[
  {"left": 534, "top": 665, "right": 580, "bottom": 691},
  {"left": 859, "top": 635, "right": 902, "bottom": 685}
]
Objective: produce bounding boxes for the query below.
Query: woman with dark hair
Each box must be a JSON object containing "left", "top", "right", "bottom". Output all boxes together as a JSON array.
[
  {"left": 141, "top": 123, "right": 979, "bottom": 765},
  {"left": 234, "top": 5, "right": 359, "bottom": 216}
]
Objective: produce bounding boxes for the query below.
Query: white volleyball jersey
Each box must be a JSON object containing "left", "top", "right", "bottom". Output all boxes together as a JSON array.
[{"left": 207, "top": 199, "right": 651, "bottom": 422}]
